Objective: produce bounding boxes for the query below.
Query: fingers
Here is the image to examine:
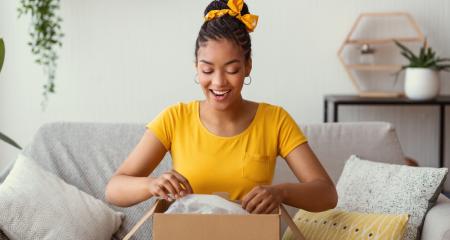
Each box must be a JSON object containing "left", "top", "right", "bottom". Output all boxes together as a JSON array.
[
  {"left": 160, "top": 178, "right": 178, "bottom": 199},
  {"left": 162, "top": 173, "right": 183, "bottom": 198},
  {"left": 265, "top": 203, "right": 279, "bottom": 214},
  {"left": 242, "top": 185, "right": 281, "bottom": 214},
  {"left": 253, "top": 199, "right": 271, "bottom": 214},
  {"left": 154, "top": 184, "right": 170, "bottom": 201},
  {"left": 245, "top": 192, "right": 265, "bottom": 213},
  {"left": 171, "top": 169, "right": 193, "bottom": 194},
  {"left": 241, "top": 187, "right": 259, "bottom": 210},
  {"left": 149, "top": 170, "right": 193, "bottom": 201}
]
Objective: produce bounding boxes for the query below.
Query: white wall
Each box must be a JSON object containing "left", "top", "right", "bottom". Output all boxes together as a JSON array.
[{"left": 1, "top": 0, "right": 449, "bottom": 171}]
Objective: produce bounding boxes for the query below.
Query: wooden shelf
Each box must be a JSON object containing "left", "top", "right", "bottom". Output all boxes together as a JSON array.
[
  {"left": 345, "top": 37, "right": 423, "bottom": 45},
  {"left": 337, "top": 12, "right": 426, "bottom": 98},
  {"left": 347, "top": 64, "right": 403, "bottom": 71},
  {"left": 358, "top": 91, "right": 404, "bottom": 98}
]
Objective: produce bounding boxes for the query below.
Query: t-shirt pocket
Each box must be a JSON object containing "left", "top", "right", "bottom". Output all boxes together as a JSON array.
[{"left": 242, "top": 153, "right": 270, "bottom": 183}]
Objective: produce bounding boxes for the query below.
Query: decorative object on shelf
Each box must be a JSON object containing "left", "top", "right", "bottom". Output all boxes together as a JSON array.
[
  {"left": 17, "top": 0, "right": 64, "bottom": 110},
  {"left": 338, "top": 12, "right": 425, "bottom": 98},
  {"left": 359, "top": 43, "right": 376, "bottom": 65},
  {"left": 0, "top": 38, "right": 22, "bottom": 150},
  {"left": 395, "top": 40, "right": 450, "bottom": 100}
]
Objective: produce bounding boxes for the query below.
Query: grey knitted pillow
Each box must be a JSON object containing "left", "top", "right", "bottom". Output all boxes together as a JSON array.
[{"left": 336, "top": 155, "right": 448, "bottom": 240}]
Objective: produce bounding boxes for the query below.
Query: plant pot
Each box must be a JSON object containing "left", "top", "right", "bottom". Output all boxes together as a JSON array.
[{"left": 404, "top": 68, "right": 440, "bottom": 100}]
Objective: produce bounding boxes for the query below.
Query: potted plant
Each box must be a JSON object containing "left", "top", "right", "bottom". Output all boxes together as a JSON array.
[
  {"left": 395, "top": 40, "right": 450, "bottom": 100},
  {"left": 0, "top": 38, "right": 22, "bottom": 150}
]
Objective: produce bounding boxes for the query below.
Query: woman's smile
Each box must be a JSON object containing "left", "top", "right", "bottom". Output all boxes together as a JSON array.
[{"left": 209, "top": 89, "right": 232, "bottom": 101}]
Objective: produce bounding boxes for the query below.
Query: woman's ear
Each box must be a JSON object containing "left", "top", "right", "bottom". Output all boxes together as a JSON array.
[{"left": 245, "top": 58, "right": 252, "bottom": 77}]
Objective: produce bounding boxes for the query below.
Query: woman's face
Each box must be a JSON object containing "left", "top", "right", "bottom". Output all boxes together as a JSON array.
[{"left": 196, "top": 38, "right": 252, "bottom": 111}]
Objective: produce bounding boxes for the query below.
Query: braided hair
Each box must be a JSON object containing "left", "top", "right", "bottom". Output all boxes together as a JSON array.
[{"left": 195, "top": 0, "right": 252, "bottom": 61}]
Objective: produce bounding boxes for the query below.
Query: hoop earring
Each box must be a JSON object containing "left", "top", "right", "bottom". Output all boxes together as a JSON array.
[
  {"left": 244, "top": 75, "right": 252, "bottom": 85},
  {"left": 193, "top": 74, "right": 199, "bottom": 84}
]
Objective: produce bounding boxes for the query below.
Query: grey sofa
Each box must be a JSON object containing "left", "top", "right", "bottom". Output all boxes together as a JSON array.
[{"left": 0, "top": 121, "right": 449, "bottom": 239}]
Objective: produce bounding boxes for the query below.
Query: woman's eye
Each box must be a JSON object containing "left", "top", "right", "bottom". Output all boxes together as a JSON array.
[
  {"left": 227, "top": 69, "right": 240, "bottom": 74},
  {"left": 202, "top": 70, "right": 213, "bottom": 74}
]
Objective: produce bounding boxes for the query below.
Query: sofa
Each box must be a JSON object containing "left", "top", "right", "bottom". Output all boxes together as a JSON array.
[{"left": 0, "top": 121, "right": 449, "bottom": 239}]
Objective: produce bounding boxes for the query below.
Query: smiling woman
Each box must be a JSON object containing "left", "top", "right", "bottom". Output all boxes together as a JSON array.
[{"left": 105, "top": 0, "right": 337, "bottom": 215}]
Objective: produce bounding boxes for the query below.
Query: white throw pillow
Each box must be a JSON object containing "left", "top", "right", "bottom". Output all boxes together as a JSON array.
[
  {"left": 0, "top": 154, "right": 124, "bottom": 240},
  {"left": 336, "top": 155, "right": 448, "bottom": 240}
]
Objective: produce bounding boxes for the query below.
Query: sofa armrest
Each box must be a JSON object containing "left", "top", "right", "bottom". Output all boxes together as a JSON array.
[{"left": 421, "top": 194, "right": 450, "bottom": 240}]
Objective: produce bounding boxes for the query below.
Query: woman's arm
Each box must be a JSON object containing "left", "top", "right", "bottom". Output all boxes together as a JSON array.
[
  {"left": 242, "top": 143, "right": 337, "bottom": 213},
  {"left": 105, "top": 130, "right": 192, "bottom": 207},
  {"left": 276, "top": 142, "right": 338, "bottom": 211}
]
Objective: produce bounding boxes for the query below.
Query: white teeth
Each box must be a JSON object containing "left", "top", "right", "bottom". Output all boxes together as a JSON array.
[{"left": 211, "top": 90, "right": 230, "bottom": 95}]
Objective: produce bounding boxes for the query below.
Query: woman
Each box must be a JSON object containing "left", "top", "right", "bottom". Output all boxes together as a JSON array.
[{"left": 105, "top": 0, "right": 337, "bottom": 214}]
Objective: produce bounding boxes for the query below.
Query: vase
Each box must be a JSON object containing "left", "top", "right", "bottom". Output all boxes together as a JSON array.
[{"left": 404, "top": 68, "right": 440, "bottom": 100}]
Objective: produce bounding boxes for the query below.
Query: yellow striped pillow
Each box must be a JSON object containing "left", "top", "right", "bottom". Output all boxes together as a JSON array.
[{"left": 282, "top": 209, "right": 409, "bottom": 240}]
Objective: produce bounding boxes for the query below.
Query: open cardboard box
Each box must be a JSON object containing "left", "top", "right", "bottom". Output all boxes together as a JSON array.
[{"left": 123, "top": 195, "right": 305, "bottom": 240}]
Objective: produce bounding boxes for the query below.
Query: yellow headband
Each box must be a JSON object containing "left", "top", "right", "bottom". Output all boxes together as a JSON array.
[{"left": 204, "top": 0, "right": 259, "bottom": 32}]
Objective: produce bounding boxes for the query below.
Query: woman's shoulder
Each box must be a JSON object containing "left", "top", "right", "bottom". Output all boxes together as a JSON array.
[
  {"left": 257, "top": 101, "right": 289, "bottom": 116},
  {"left": 159, "top": 100, "right": 198, "bottom": 117}
]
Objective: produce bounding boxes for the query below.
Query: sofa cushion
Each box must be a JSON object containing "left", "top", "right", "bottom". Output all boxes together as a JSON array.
[
  {"left": 336, "top": 155, "right": 448, "bottom": 240},
  {"left": 273, "top": 122, "right": 405, "bottom": 186},
  {"left": 0, "top": 154, "right": 123, "bottom": 240}
]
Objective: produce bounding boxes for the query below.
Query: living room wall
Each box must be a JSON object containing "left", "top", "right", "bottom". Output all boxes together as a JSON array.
[{"left": 1, "top": 0, "right": 449, "bottom": 171}]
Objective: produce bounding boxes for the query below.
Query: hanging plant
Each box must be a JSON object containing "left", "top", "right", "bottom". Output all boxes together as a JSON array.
[{"left": 18, "top": 0, "right": 64, "bottom": 110}]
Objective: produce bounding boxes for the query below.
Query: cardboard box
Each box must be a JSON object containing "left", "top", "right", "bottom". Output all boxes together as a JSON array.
[
  {"left": 152, "top": 199, "right": 280, "bottom": 240},
  {"left": 124, "top": 197, "right": 305, "bottom": 240}
]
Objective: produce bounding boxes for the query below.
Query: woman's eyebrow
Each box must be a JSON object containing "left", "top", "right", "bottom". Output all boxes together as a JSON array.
[{"left": 199, "top": 59, "right": 241, "bottom": 65}]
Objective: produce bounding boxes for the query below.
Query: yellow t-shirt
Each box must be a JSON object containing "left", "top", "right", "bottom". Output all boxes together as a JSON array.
[{"left": 146, "top": 100, "right": 307, "bottom": 200}]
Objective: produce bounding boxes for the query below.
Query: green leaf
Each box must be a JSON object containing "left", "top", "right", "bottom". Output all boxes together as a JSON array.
[
  {"left": 394, "top": 40, "right": 418, "bottom": 60},
  {"left": 0, "top": 131, "right": 22, "bottom": 150},
  {"left": 423, "top": 58, "right": 436, "bottom": 68},
  {"left": 419, "top": 47, "right": 425, "bottom": 62},
  {"left": 0, "top": 38, "right": 4, "bottom": 73},
  {"left": 401, "top": 52, "right": 413, "bottom": 61}
]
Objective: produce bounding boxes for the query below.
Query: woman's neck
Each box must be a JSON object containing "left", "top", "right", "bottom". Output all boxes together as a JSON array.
[{"left": 201, "top": 98, "right": 248, "bottom": 124}]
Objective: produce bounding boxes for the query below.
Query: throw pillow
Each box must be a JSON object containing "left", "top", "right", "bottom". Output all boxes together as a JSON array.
[
  {"left": 0, "top": 154, "right": 124, "bottom": 240},
  {"left": 282, "top": 208, "right": 409, "bottom": 240},
  {"left": 336, "top": 155, "right": 448, "bottom": 240}
]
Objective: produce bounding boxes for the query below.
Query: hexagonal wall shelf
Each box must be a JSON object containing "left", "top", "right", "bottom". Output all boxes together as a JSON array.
[{"left": 338, "top": 12, "right": 425, "bottom": 97}]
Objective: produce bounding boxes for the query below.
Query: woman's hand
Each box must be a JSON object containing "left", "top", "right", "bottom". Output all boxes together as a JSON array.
[
  {"left": 241, "top": 185, "right": 284, "bottom": 214},
  {"left": 148, "top": 169, "right": 193, "bottom": 201}
]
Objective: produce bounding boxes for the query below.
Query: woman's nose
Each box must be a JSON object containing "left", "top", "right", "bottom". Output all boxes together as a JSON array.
[{"left": 211, "top": 72, "right": 227, "bottom": 86}]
